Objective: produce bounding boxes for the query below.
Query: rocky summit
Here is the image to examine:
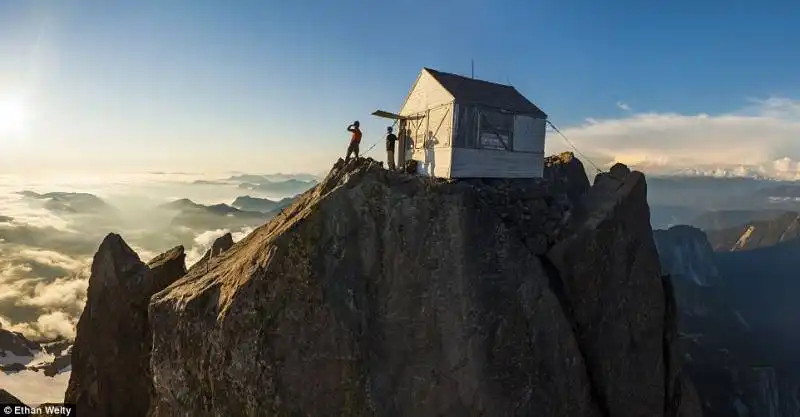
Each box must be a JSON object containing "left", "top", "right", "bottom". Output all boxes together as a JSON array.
[
  {"left": 64, "top": 153, "right": 702, "bottom": 417},
  {"left": 64, "top": 236, "right": 187, "bottom": 417}
]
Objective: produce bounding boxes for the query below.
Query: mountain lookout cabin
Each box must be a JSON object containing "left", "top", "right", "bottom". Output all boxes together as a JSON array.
[{"left": 372, "top": 67, "right": 548, "bottom": 178}]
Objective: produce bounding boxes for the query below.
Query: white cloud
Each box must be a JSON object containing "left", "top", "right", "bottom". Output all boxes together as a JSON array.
[
  {"left": 0, "top": 247, "right": 90, "bottom": 340},
  {"left": 16, "top": 249, "right": 86, "bottom": 273},
  {"left": 7, "top": 311, "right": 78, "bottom": 340},
  {"left": 616, "top": 101, "right": 631, "bottom": 111},
  {"left": 20, "top": 276, "right": 88, "bottom": 312},
  {"left": 546, "top": 96, "right": 800, "bottom": 179}
]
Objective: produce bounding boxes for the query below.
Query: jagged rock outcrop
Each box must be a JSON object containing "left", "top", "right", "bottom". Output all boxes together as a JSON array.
[
  {"left": 65, "top": 235, "right": 186, "bottom": 417},
  {"left": 206, "top": 232, "right": 233, "bottom": 259},
  {"left": 543, "top": 151, "right": 591, "bottom": 207},
  {"left": 143, "top": 156, "right": 700, "bottom": 417},
  {"left": 548, "top": 163, "right": 679, "bottom": 417},
  {"left": 188, "top": 232, "right": 234, "bottom": 273}
]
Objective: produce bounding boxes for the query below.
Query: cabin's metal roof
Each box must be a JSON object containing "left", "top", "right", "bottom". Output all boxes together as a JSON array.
[{"left": 424, "top": 68, "right": 548, "bottom": 118}]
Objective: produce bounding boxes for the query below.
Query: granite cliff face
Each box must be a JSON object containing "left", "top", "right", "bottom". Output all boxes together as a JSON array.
[
  {"left": 64, "top": 236, "right": 187, "bottom": 416},
  {"left": 654, "top": 226, "right": 800, "bottom": 417},
  {"left": 64, "top": 153, "right": 701, "bottom": 417},
  {"left": 148, "top": 156, "right": 696, "bottom": 416}
]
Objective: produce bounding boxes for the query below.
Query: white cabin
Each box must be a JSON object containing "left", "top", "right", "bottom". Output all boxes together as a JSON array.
[{"left": 373, "top": 67, "right": 548, "bottom": 179}]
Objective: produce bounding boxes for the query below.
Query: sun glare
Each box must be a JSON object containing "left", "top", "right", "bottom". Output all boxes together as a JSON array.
[{"left": 0, "top": 97, "right": 28, "bottom": 135}]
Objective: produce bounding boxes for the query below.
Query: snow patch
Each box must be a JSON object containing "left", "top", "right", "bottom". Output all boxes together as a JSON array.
[{"left": 0, "top": 349, "right": 52, "bottom": 367}]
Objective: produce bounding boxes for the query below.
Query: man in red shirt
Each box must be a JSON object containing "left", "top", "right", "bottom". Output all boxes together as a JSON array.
[{"left": 345, "top": 121, "right": 362, "bottom": 162}]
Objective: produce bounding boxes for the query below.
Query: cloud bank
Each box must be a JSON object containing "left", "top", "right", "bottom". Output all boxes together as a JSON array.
[
  {"left": 546, "top": 96, "right": 800, "bottom": 179},
  {"left": 0, "top": 173, "right": 295, "bottom": 340}
]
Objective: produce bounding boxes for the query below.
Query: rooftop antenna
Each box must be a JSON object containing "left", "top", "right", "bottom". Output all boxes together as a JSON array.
[{"left": 471, "top": 60, "right": 474, "bottom": 79}]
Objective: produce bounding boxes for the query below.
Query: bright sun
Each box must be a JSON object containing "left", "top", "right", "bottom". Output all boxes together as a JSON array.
[{"left": 0, "top": 98, "right": 27, "bottom": 135}]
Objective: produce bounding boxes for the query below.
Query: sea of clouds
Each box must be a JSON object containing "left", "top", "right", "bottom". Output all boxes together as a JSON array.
[{"left": 0, "top": 172, "right": 300, "bottom": 341}]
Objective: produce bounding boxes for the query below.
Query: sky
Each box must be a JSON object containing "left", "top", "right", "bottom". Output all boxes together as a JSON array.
[{"left": 1, "top": 0, "right": 800, "bottom": 177}]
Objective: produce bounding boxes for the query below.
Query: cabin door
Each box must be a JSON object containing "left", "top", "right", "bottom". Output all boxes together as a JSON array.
[
  {"left": 370, "top": 109, "right": 425, "bottom": 169},
  {"left": 397, "top": 119, "right": 408, "bottom": 165}
]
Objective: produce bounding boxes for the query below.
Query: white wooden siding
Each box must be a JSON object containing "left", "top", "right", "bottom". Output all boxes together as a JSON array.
[
  {"left": 399, "top": 70, "right": 455, "bottom": 116},
  {"left": 410, "top": 147, "right": 453, "bottom": 178},
  {"left": 513, "top": 116, "right": 546, "bottom": 153},
  {"left": 427, "top": 104, "right": 454, "bottom": 147},
  {"left": 450, "top": 148, "right": 544, "bottom": 178},
  {"left": 408, "top": 104, "right": 454, "bottom": 178}
]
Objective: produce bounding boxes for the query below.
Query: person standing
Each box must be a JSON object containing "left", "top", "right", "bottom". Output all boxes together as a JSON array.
[
  {"left": 345, "top": 121, "right": 362, "bottom": 162},
  {"left": 423, "top": 130, "right": 439, "bottom": 176},
  {"left": 385, "top": 126, "right": 398, "bottom": 170}
]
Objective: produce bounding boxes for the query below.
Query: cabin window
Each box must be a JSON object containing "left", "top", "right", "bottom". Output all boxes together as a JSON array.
[
  {"left": 478, "top": 108, "right": 514, "bottom": 151},
  {"left": 452, "top": 105, "right": 478, "bottom": 148}
]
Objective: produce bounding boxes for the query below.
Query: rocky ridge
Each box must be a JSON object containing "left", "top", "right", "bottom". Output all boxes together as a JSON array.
[{"left": 35, "top": 153, "right": 702, "bottom": 417}]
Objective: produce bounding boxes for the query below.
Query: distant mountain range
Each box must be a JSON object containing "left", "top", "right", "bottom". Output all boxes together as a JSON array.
[
  {"left": 690, "top": 209, "right": 790, "bottom": 232},
  {"left": 654, "top": 207, "right": 800, "bottom": 416},
  {"left": 231, "top": 195, "right": 296, "bottom": 213},
  {"left": 646, "top": 176, "right": 800, "bottom": 229},
  {"left": 17, "top": 191, "right": 116, "bottom": 214},
  {"left": 705, "top": 211, "right": 800, "bottom": 251},
  {"left": 237, "top": 179, "right": 317, "bottom": 195},
  {"left": 157, "top": 195, "right": 301, "bottom": 230},
  {"left": 188, "top": 174, "right": 318, "bottom": 196},
  {"left": 158, "top": 198, "right": 267, "bottom": 230},
  {"left": 226, "top": 173, "right": 320, "bottom": 183}
]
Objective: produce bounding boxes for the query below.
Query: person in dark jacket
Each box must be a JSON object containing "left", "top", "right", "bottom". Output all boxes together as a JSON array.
[{"left": 385, "top": 126, "right": 397, "bottom": 170}]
